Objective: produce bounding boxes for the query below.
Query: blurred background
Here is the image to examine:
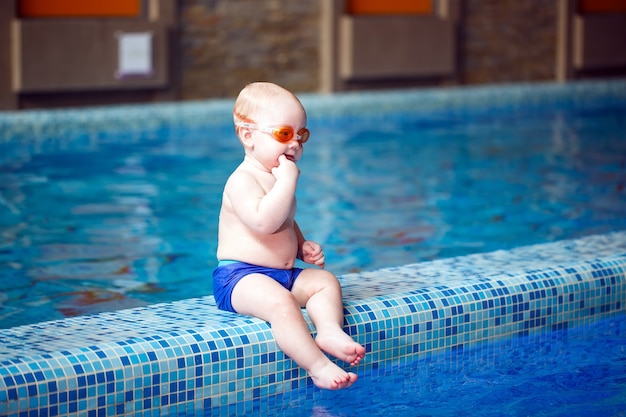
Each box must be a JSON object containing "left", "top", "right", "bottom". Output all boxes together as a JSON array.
[{"left": 1, "top": 0, "right": 625, "bottom": 110}]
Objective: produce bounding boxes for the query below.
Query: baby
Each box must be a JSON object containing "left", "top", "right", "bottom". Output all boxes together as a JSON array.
[{"left": 213, "top": 82, "right": 365, "bottom": 390}]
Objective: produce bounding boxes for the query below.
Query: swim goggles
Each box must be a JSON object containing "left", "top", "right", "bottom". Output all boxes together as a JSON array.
[{"left": 235, "top": 121, "right": 310, "bottom": 143}]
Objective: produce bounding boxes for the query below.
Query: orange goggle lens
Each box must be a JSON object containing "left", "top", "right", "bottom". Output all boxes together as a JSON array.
[{"left": 271, "top": 126, "right": 310, "bottom": 143}]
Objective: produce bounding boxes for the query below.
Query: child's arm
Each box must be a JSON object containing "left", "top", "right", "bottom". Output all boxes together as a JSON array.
[
  {"left": 227, "top": 156, "right": 298, "bottom": 234},
  {"left": 295, "top": 221, "right": 325, "bottom": 269}
]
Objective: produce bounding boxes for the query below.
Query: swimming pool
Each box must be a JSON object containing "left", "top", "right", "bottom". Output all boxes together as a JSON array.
[
  {"left": 0, "top": 80, "right": 625, "bottom": 416},
  {"left": 1, "top": 80, "right": 625, "bottom": 328},
  {"left": 240, "top": 313, "right": 626, "bottom": 417}
]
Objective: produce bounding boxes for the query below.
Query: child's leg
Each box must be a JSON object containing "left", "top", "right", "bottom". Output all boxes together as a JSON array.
[
  {"left": 291, "top": 269, "right": 366, "bottom": 366},
  {"left": 230, "top": 273, "right": 357, "bottom": 390}
]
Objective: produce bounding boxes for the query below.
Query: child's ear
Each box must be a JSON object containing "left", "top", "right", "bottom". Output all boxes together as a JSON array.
[{"left": 239, "top": 127, "right": 254, "bottom": 147}]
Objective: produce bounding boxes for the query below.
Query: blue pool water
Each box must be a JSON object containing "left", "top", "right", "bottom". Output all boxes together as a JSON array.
[
  {"left": 0, "top": 81, "right": 625, "bottom": 417},
  {"left": 1, "top": 90, "right": 626, "bottom": 328},
  {"left": 240, "top": 314, "right": 626, "bottom": 417}
]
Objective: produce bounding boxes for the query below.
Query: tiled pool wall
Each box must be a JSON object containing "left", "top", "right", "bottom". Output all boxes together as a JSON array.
[
  {"left": 2, "top": 79, "right": 626, "bottom": 153},
  {"left": 0, "top": 232, "right": 624, "bottom": 417},
  {"left": 1, "top": 80, "right": 626, "bottom": 417}
]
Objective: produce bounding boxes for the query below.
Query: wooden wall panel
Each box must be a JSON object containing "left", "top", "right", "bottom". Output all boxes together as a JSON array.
[
  {"left": 339, "top": 15, "right": 455, "bottom": 80},
  {"left": 0, "top": 1, "right": 15, "bottom": 108},
  {"left": 12, "top": 20, "right": 168, "bottom": 93},
  {"left": 573, "top": 14, "right": 626, "bottom": 70}
]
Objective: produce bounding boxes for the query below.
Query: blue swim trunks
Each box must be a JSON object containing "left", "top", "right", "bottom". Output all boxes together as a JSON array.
[{"left": 212, "top": 261, "right": 303, "bottom": 313}]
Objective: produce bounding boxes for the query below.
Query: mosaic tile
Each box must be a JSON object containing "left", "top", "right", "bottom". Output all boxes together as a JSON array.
[
  {"left": 0, "top": 231, "right": 624, "bottom": 416},
  {"left": 2, "top": 79, "right": 625, "bottom": 161}
]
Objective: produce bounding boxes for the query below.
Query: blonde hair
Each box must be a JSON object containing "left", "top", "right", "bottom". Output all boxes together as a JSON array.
[{"left": 233, "top": 82, "right": 304, "bottom": 125}]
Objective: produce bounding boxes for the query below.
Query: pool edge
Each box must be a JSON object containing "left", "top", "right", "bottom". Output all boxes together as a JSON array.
[{"left": 0, "top": 231, "right": 625, "bottom": 416}]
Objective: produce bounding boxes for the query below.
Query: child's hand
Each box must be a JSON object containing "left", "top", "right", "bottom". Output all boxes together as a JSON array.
[
  {"left": 271, "top": 154, "right": 300, "bottom": 182},
  {"left": 301, "top": 240, "right": 325, "bottom": 269}
]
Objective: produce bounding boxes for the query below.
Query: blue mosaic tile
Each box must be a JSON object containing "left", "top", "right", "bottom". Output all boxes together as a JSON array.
[
  {"left": 2, "top": 79, "right": 626, "bottom": 162},
  {"left": 0, "top": 231, "right": 624, "bottom": 416}
]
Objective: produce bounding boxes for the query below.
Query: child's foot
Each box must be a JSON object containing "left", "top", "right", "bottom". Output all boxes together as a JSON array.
[
  {"left": 315, "top": 328, "right": 366, "bottom": 366},
  {"left": 309, "top": 361, "right": 358, "bottom": 390}
]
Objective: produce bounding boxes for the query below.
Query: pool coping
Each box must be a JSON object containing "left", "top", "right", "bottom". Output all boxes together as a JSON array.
[{"left": 0, "top": 231, "right": 625, "bottom": 416}]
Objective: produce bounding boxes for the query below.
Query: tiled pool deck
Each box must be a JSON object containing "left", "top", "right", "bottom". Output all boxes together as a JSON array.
[{"left": 1, "top": 80, "right": 626, "bottom": 416}]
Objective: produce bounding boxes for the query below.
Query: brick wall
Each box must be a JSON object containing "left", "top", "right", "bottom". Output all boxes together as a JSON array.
[
  {"left": 461, "top": 0, "right": 557, "bottom": 84},
  {"left": 179, "top": 0, "right": 320, "bottom": 100},
  {"left": 178, "top": 0, "right": 559, "bottom": 99}
]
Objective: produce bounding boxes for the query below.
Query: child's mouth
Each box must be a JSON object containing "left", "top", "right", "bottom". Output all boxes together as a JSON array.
[{"left": 285, "top": 154, "right": 296, "bottom": 162}]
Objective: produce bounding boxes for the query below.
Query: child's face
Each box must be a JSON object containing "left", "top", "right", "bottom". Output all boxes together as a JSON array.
[{"left": 245, "top": 96, "right": 307, "bottom": 169}]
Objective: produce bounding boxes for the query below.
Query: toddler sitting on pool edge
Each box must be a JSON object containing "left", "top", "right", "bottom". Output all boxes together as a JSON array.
[{"left": 212, "top": 82, "right": 365, "bottom": 390}]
